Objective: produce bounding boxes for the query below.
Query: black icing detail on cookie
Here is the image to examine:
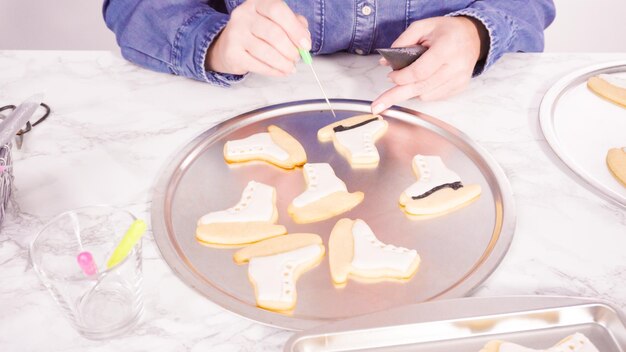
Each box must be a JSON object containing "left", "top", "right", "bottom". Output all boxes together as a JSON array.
[
  {"left": 411, "top": 182, "right": 464, "bottom": 200},
  {"left": 333, "top": 117, "right": 379, "bottom": 133}
]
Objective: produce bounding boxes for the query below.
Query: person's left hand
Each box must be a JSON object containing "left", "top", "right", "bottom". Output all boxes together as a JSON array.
[{"left": 371, "top": 16, "right": 488, "bottom": 115}]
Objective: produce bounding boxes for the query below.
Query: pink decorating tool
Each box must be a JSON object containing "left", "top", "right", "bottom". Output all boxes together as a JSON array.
[{"left": 77, "top": 251, "right": 98, "bottom": 276}]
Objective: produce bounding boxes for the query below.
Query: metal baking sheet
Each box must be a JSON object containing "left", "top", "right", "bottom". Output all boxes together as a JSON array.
[
  {"left": 151, "top": 99, "right": 515, "bottom": 330},
  {"left": 540, "top": 61, "right": 626, "bottom": 207},
  {"left": 285, "top": 296, "right": 626, "bottom": 351}
]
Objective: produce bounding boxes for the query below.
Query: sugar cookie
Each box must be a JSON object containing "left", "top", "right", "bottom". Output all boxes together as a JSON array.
[
  {"left": 234, "top": 233, "right": 323, "bottom": 264},
  {"left": 224, "top": 125, "right": 307, "bottom": 169},
  {"left": 234, "top": 233, "right": 325, "bottom": 311},
  {"left": 318, "top": 114, "right": 388, "bottom": 168},
  {"left": 480, "top": 333, "right": 598, "bottom": 352},
  {"left": 288, "top": 163, "right": 364, "bottom": 223},
  {"left": 587, "top": 74, "right": 626, "bottom": 108},
  {"left": 400, "top": 155, "right": 481, "bottom": 215},
  {"left": 607, "top": 147, "right": 626, "bottom": 187},
  {"left": 457, "top": 311, "right": 559, "bottom": 333},
  {"left": 196, "top": 181, "right": 287, "bottom": 246},
  {"left": 329, "top": 218, "right": 420, "bottom": 286}
]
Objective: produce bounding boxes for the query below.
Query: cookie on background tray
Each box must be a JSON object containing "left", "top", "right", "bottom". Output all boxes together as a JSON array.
[
  {"left": 318, "top": 114, "right": 388, "bottom": 168},
  {"left": 587, "top": 74, "right": 626, "bottom": 108},
  {"left": 399, "top": 155, "right": 481, "bottom": 216},
  {"left": 224, "top": 125, "right": 307, "bottom": 169},
  {"left": 288, "top": 163, "right": 364, "bottom": 224},
  {"left": 195, "top": 181, "right": 287, "bottom": 246},
  {"left": 479, "top": 332, "right": 598, "bottom": 352},
  {"left": 234, "top": 233, "right": 325, "bottom": 312},
  {"left": 607, "top": 147, "right": 626, "bottom": 188},
  {"left": 329, "top": 218, "right": 420, "bottom": 286}
]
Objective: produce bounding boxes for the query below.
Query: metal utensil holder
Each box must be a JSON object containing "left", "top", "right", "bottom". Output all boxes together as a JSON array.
[
  {"left": 0, "top": 143, "right": 12, "bottom": 225},
  {"left": 0, "top": 102, "right": 50, "bottom": 226}
]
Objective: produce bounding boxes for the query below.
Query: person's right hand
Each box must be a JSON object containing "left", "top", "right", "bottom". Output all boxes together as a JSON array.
[{"left": 205, "top": 0, "right": 311, "bottom": 76}]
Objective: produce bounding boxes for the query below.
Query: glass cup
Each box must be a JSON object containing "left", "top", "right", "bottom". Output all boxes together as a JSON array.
[{"left": 29, "top": 205, "right": 144, "bottom": 339}]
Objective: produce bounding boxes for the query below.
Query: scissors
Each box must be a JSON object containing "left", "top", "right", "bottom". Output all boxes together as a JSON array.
[{"left": 0, "top": 101, "right": 51, "bottom": 149}]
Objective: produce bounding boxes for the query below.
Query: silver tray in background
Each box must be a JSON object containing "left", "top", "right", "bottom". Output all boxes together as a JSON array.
[
  {"left": 285, "top": 296, "right": 626, "bottom": 351},
  {"left": 540, "top": 61, "right": 626, "bottom": 207},
  {"left": 151, "top": 100, "right": 516, "bottom": 330}
]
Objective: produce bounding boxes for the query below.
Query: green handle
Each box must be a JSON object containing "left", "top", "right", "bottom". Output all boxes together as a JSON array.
[
  {"left": 106, "top": 219, "right": 147, "bottom": 269},
  {"left": 298, "top": 48, "right": 312, "bottom": 65}
]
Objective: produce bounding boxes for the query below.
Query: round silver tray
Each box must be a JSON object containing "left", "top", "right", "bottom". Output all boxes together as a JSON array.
[
  {"left": 151, "top": 99, "right": 516, "bottom": 330},
  {"left": 540, "top": 61, "right": 626, "bottom": 207}
]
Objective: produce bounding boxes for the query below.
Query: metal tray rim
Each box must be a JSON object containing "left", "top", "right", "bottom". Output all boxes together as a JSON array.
[
  {"left": 284, "top": 295, "right": 626, "bottom": 351},
  {"left": 539, "top": 60, "right": 626, "bottom": 208},
  {"left": 151, "top": 99, "right": 517, "bottom": 331}
]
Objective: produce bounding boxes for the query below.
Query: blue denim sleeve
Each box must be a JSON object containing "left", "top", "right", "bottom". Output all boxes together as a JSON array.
[
  {"left": 103, "top": 0, "right": 245, "bottom": 87},
  {"left": 446, "top": 0, "right": 556, "bottom": 75}
]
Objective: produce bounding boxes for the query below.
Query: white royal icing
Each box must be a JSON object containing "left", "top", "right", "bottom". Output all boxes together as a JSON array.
[
  {"left": 248, "top": 244, "right": 322, "bottom": 305},
  {"left": 334, "top": 120, "right": 386, "bottom": 162},
  {"left": 403, "top": 155, "right": 462, "bottom": 199},
  {"left": 199, "top": 181, "right": 275, "bottom": 224},
  {"left": 350, "top": 219, "right": 418, "bottom": 272},
  {"left": 291, "top": 163, "right": 348, "bottom": 208},
  {"left": 600, "top": 74, "right": 626, "bottom": 89},
  {"left": 225, "top": 133, "right": 290, "bottom": 161},
  {"left": 499, "top": 333, "right": 598, "bottom": 352}
]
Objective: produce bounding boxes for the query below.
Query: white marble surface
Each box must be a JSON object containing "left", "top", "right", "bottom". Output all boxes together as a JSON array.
[{"left": 0, "top": 51, "right": 625, "bottom": 351}]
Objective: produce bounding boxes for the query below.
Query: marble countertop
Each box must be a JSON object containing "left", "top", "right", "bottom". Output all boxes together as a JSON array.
[{"left": 0, "top": 51, "right": 625, "bottom": 351}]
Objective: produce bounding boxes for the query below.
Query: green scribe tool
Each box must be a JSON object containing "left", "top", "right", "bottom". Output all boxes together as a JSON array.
[{"left": 298, "top": 48, "right": 336, "bottom": 118}]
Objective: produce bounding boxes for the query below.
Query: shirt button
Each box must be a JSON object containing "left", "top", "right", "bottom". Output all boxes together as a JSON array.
[
  {"left": 355, "top": 48, "right": 365, "bottom": 55},
  {"left": 361, "top": 5, "right": 373, "bottom": 16}
]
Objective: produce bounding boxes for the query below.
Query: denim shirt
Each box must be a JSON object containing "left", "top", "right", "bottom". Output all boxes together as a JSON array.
[{"left": 103, "top": 0, "right": 555, "bottom": 87}]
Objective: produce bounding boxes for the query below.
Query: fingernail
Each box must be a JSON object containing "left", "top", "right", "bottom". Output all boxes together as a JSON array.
[
  {"left": 299, "top": 38, "right": 312, "bottom": 51},
  {"left": 387, "top": 77, "right": 392, "bottom": 82},
  {"left": 372, "top": 103, "right": 385, "bottom": 115}
]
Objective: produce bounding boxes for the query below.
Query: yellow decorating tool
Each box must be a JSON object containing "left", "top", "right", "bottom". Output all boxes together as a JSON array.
[{"left": 106, "top": 219, "right": 147, "bottom": 269}]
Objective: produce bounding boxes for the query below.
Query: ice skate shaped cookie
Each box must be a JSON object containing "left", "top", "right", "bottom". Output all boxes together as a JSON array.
[
  {"left": 234, "top": 234, "right": 325, "bottom": 311},
  {"left": 480, "top": 333, "right": 598, "bottom": 352},
  {"left": 318, "top": 114, "right": 388, "bottom": 168},
  {"left": 288, "top": 163, "right": 364, "bottom": 224},
  {"left": 329, "top": 218, "right": 420, "bottom": 286},
  {"left": 224, "top": 125, "right": 307, "bottom": 169},
  {"left": 399, "top": 155, "right": 481, "bottom": 216},
  {"left": 196, "top": 181, "right": 287, "bottom": 246},
  {"left": 588, "top": 74, "right": 626, "bottom": 108},
  {"left": 607, "top": 147, "right": 626, "bottom": 188}
]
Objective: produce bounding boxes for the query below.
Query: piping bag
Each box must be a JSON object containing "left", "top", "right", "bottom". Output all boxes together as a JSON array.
[
  {"left": 0, "top": 94, "right": 43, "bottom": 147},
  {"left": 376, "top": 45, "right": 428, "bottom": 70}
]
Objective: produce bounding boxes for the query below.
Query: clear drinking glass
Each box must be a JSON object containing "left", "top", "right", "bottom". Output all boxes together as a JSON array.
[{"left": 29, "top": 205, "right": 144, "bottom": 339}]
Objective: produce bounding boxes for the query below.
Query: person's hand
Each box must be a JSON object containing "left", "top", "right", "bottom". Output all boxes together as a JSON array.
[
  {"left": 371, "top": 16, "right": 488, "bottom": 114},
  {"left": 205, "top": 0, "right": 311, "bottom": 76}
]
